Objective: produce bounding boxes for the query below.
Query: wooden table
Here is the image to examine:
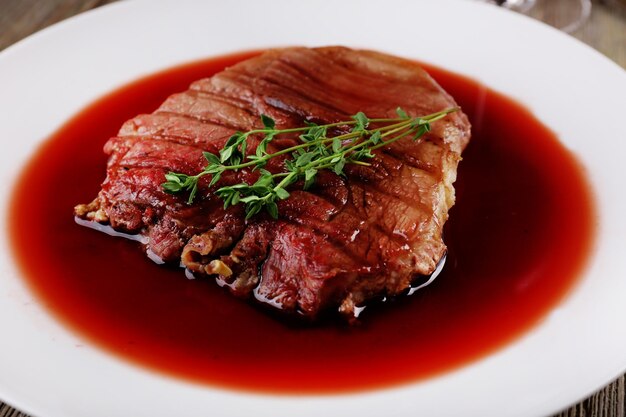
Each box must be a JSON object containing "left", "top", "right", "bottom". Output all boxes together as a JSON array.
[{"left": 0, "top": 1, "right": 624, "bottom": 416}]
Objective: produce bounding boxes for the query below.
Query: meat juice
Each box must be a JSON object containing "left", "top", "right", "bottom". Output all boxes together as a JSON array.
[{"left": 9, "top": 52, "right": 595, "bottom": 393}]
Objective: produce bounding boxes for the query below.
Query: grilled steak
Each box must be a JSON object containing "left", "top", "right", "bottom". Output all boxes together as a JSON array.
[{"left": 75, "top": 47, "right": 471, "bottom": 320}]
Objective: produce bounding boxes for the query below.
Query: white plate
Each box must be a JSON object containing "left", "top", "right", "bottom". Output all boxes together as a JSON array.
[{"left": 0, "top": 0, "right": 625, "bottom": 416}]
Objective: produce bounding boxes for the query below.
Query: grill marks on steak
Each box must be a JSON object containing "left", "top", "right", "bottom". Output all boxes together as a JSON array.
[{"left": 75, "top": 47, "right": 471, "bottom": 320}]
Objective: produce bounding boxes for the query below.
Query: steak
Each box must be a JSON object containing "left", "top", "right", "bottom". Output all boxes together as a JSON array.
[{"left": 75, "top": 47, "right": 471, "bottom": 320}]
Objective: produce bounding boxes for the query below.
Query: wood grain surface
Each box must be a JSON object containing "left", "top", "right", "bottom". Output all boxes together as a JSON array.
[{"left": 0, "top": 0, "right": 624, "bottom": 416}]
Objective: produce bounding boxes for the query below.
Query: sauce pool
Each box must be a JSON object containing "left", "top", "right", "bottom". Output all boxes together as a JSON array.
[{"left": 9, "top": 51, "right": 595, "bottom": 394}]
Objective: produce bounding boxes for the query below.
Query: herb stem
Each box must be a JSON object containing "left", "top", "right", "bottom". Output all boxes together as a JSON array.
[{"left": 162, "top": 107, "right": 458, "bottom": 218}]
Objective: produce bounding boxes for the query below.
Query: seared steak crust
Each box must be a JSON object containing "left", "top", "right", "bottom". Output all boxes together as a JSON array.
[{"left": 75, "top": 47, "right": 471, "bottom": 319}]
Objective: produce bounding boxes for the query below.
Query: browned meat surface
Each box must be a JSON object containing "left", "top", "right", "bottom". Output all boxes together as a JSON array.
[{"left": 75, "top": 47, "right": 471, "bottom": 320}]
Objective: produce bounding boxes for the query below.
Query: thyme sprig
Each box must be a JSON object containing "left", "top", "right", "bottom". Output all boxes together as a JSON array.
[{"left": 162, "top": 107, "right": 457, "bottom": 219}]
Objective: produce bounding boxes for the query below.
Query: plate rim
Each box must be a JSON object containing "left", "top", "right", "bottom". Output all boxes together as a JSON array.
[{"left": 0, "top": 1, "right": 625, "bottom": 416}]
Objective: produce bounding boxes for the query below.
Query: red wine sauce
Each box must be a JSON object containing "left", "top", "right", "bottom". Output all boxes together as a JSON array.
[{"left": 9, "top": 52, "right": 595, "bottom": 394}]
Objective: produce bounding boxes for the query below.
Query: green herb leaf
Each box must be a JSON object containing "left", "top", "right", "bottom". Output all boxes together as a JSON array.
[
  {"left": 332, "top": 137, "right": 342, "bottom": 153},
  {"left": 369, "top": 131, "right": 382, "bottom": 145},
  {"left": 256, "top": 131, "right": 276, "bottom": 157},
  {"left": 303, "top": 168, "right": 317, "bottom": 190},
  {"left": 162, "top": 181, "right": 183, "bottom": 193},
  {"left": 413, "top": 122, "right": 431, "bottom": 140},
  {"left": 220, "top": 145, "right": 234, "bottom": 163},
  {"left": 351, "top": 112, "right": 370, "bottom": 133},
  {"left": 187, "top": 183, "right": 199, "bottom": 204},
  {"left": 240, "top": 195, "right": 261, "bottom": 203},
  {"left": 254, "top": 169, "right": 275, "bottom": 188},
  {"left": 275, "top": 188, "right": 290, "bottom": 200},
  {"left": 164, "top": 173, "right": 185, "bottom": 184},
  {"left": 396, "top": 107, "right": 409, "bottom": 119},
  {"left": 266, "top": 201, "right": 279, "bottom": 219},
  {"left": 225, "top": 132, "right": 242, "bottom": 148},
  {"left": 333, "top": 159, "right": 346, "bottom": 176},
  {"left": 261, "top": 114, "right": 276, "bottom": 130},
  {"left": 295, "top": 152, "right": 316, "bottom": 167},
  {"left": 245, "top": 201, "right": 263, "bottom": 219},
  {"left": 203, "top": 152, "right": 221, "bottom": 165},
  {"left": 209, "top": 171, "right": 222, "bottom": 187}
]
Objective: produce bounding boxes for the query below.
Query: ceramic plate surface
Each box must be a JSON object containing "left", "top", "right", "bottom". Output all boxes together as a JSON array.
[{"left": 0, "top": 0, "right": 625, "bottom": 416}]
